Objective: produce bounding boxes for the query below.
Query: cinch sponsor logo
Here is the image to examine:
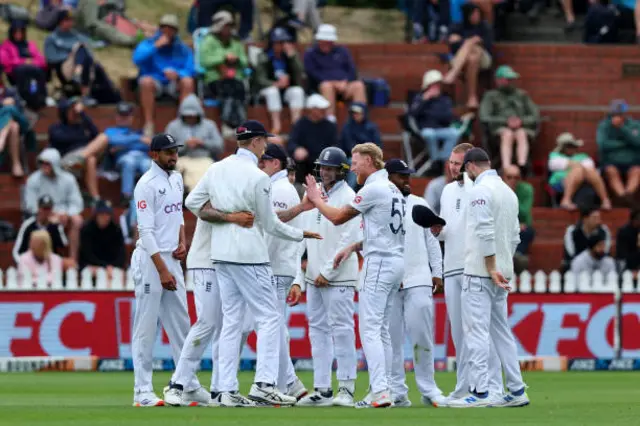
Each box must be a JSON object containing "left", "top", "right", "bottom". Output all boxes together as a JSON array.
[
  {"left": 471, "top": 199, "right": 486, "bottom": 207},
  {"left": 164, "top": 202, "right": 182, "bottom": 214},
  {"left": 273, "top": 201, "right": 288, "bottom": 209}
]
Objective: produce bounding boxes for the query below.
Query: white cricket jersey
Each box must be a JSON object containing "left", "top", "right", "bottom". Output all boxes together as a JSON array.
[
  {"left": 350, "top": 169, "right": 405, "bottom": 260},
  {"left": 402, "top": 194, "right": 443, "bottom": 289},
  {"left": 134, "top": 161, "right": 185, "bottom": 256},
  {"left": 294, "top": 180, "right": 360, "bottom": 291},
  {"left": 184, "top": 148, "right": 303, "bottom": 265},
  {"left": 464, "top": 169, "right": 520, "bottom": 279},
  {"left": 438, "top": 176, "right": 473, "bottom": 278},
  {"left": 186, "top": 218, "right": 213, "bottom": 269},
  {"left": 264, "top": 170, "right": 303, "bottom": 277}
]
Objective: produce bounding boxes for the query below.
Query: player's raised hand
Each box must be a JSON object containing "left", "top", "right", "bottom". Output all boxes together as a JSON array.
[
  {"left": 159, "top": 269, "right": 177, "bottom": 291},
  {"left": 300, "top": 193, "right": 314, "bottom": 212},
  {"left": 303, "top": 231, "right": 323, "bottom": 239},
  {"left": 229, "top": 211, "right": 255, "bottom": 228},
  {"left": 172, "top": 242, "right": 187, "bottom": 261},
  {"left": 490, "top": 270, "right": 511, "bottom": 291},
  {"left": 287, "top": 284, "right": 302, "bottom": 306},
  {"left": 305, "top": 175, "right": 322, "bottom": 204}
]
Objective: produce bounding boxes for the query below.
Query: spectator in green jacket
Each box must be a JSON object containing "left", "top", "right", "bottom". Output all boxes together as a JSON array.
[
  {"left": 479, "top": 65, "right": 539, "bottom": 175},
  {"left": 597, "top": 100, "right": 640, "bottom": 203},
  {"left": 504, "top": 164, "right": 535, "bottom": 273}
]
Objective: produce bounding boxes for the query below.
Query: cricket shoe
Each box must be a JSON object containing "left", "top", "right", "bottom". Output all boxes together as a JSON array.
[
  {"left": 248, "top": 383, "right": 297, "bottom": 406},
  {"left": 163, "top": 386, "right": 183, "bottom": 406},
  {"left": 297, "top": 389, "right": 334, "bottom": 407},
  {"left": 333, "top": 387, "right": 355, "bottom": 407},
  {"left": 447, "top": 393, "right": 492, "bottom": 408},
  {"left": 392, "top": 394, "right": 412, "bottom": 407},
  {"left": 354, "top": 390, "right": 393, "bottom": 409},
  {"left": 492, "top": 391, "right": 530, "bottom": 408},
  {"left": 182, "top": 387, "right": 214, "bottom": 407},
  {"left": 133, "top": 391, "right": 165, "bottom": 407},
  {"left": 286, "top": 378, "right": 309, "bottom": 400},
  {"left": 219, "top": 391, "right": 256, "bottom": 407},
  {"left": 422, "top": 394, "right": 449, "bottom": 407},
  {"left": 209, "top": 392, "right": 221, "bottom": 407}
]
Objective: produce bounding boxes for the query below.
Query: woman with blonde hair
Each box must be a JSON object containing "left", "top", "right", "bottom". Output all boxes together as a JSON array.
[{"left": 18, "top": 229, "right": 63, "bottom": 287}]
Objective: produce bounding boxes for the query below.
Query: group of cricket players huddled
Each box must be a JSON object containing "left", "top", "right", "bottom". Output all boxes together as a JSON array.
[{"left": 129, "top": 120, "right": 530, "bottom": 409}]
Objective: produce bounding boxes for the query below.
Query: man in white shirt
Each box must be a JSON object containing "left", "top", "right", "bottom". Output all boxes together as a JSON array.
[
  {"left": 288, "top": 147, "right": 360, "bottom": 407},
  {"left": 384, "top": 159, "right": 446, "bottom": 408},
  {"left": 184, "top": 120, "right": 321, "bottom": 407},
  {"left": 130, "top": 133, "right": 191, "bottom": 407},
  {"left": 306, "top": 143, "right": 404, "bottom": 409},
  {"left": 447, "top": 148, "right": 529, "bottom": 408},
  {"left": 570, "top": 234, "right": 617, "bottom": 276}
]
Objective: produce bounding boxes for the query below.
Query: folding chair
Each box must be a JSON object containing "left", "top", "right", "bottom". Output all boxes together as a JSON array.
[{"left": 399, "top": 112, "right": 433, "bottom": 177}]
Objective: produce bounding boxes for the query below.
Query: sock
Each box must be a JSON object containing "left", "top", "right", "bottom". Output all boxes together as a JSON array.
[
  {"left": 472, "top": 389, "right": 488, "bottom": 399},
  {"left": 339, "top": 380, "right": 355, "bottom": 394},
  {"left": 170, "top": 383, "right": 183, "bottom": 391},
  {"left": 210, "top": 391, "right": 220, "bottom": 399},
  {"left": 512, "top": 387, "right": 525, "bottom": 396},
  {"left": 256, "top": 382, "right": 274, "bottom": 389},
  {"left": 315, "top": 387, "right": 333, "bottom": 397}
]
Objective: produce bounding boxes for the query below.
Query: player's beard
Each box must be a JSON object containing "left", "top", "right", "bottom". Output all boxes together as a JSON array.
[
  {"left": 401, "top": 186, "right": 411, "bottom": 196},
  {"left": 453, "top": 172, "right": 464, "bottom": 182},
  {"left": 356, "top": 173, "right": 365, "bottom": 185}
]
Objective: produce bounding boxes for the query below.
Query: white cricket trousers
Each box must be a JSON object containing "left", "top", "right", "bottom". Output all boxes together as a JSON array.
[
  {"left": 274, "top": 276, "right": 299, "bottom": 392},
  {"left": 389, "top": 286, "right": 443, "bottom": 400},
  {"left": 307, "top": 284, "right": 357, "bottom": 389},
  {"left": 359, "top": 256, "right": 403, "bottom": 394},
  {"left": 461, "top": 275, "right": 526, "bottom": 394},
  {"left": 216, "top": 263, "right": 280, "bottom": 392},
  {"left": 260, "top": 86, "right": 305, "bottom": 112},
  {"left": 170, "top": 269, "right": 223, "bottom": 392},
  {"left": 131, "top": 249, "right": 194, "bottom": 393}
]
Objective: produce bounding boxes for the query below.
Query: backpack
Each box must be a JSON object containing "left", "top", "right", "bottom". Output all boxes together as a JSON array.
[
  {"left": 363, "top": 77, "right": 390, "bottom": 107},
  {"left": 15, "top": 67, "right": 48, "bottom": 111}
]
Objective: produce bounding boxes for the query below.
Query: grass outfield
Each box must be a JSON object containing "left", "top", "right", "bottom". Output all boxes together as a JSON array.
[{"left": 0, "top": 371, "right": 638, "bottom": 425}]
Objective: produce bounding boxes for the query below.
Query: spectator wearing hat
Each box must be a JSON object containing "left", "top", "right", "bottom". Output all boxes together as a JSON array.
[
  {"left": 570, "top": 233, "right": 616, "bottom": 277},
  {"left": 303, "top": 24, "right": 367, "bottom": 121},
  {"left": 79, "top": 199, "right": 126, "bottom": 278},
  {"left": 17, "top": 230, "right": 65, "bottom": 287},
  {"left": 104, "top": 102, "right": 152, "bottom": 206},
  {"left": 133, "top": 14, "right": 195, "bottom": 138},
  {"left": 443, "top": 3, "right": 493, "bottom": 109},
  {"left": 548, "top": 132, "right": 612, "bottom": 211},
  {"left": 195, "top": 0, "right": 255, "bottom": 41},
  {"left": 409, "top": 69, "right": 460, "bottom": 175},
  {"left": 479, "top": 65, "right": 539, "bottom": 174},
  {"left": 616, "top": 208, "right": 640, "bottom": 273},
  {"left": 166, "top": 94, "right": 223, "bottom": 192},
  {"left": 597, "top": 99, "right": 640, "bottom": 203},
  {"left": 254, "top": 27, "right": 305, "bottom": 135},
  {"left": 13, "top": 195, "right": 68, "bottom": 264},
  {"left": 339, "top": 102, "right": 382, "bottom": 187},
  {"left": 288, "top": 94, "right": 338, "bottom": 182}
]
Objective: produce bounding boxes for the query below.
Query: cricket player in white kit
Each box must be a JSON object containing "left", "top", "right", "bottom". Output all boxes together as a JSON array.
[
  {"left": 306, "top": 143, "right": 404, "bottom": 409},
  {"left": 184, "top": 120, "right": 321, "bottom": 407},
  {"left": 131, "top": 133, "right": 193, "bottom": 407},
  {"left": 447, "top": 147, "right": 529, "bottom": 408},
  {"left": 384, "top": 159, "right": 447, "bottom": 408},
  {"left": 287, "top": 147, "right": 360, "bottom": 407}
]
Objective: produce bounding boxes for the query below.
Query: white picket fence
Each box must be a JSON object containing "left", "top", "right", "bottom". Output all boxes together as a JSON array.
[{"left": 0, "top": 267, "right": 639, "bottom": 293}]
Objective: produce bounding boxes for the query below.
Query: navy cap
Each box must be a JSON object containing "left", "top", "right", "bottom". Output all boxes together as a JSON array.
[
  {"left": 116, "top": 102, "right": 134, "bottom": 116},
  {"left": 412, "top": 204, "right": 446, "bottom": 228},
  {"left": 460, "top": 147, "right": 490, "bottom": 172},
  {"left": 38, "top": 195, "right": 54, "bottom": 208},
  {"left": 236, "top": 120, "right": 274, "bottom": 141},
  {"left": 385, "top": 158, "right": 414, "bottom": 175},
  {"left": 95, "top": 199, "right": 113, "bottom": 215},
  {"left": 262, "top": 143, "right": 288, "bottom": 163},
  {"left": 150, "top": 133, "right": 183, "bottom": 151},
  {"left": 271, "top": 27, "right": 292, "bottom": 43}
]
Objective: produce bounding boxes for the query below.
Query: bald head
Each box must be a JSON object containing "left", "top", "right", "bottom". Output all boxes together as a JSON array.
[{"left": 503, "top": 165, "right": 521, "bottom": 189}]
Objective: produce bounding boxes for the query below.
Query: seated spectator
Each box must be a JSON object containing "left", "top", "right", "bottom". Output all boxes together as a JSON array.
[
  {"left": 559, "top": 0, "right": 578, "bottom": 32},
  {"left": 49, "top": 97, "right": 107, "bottom": 202},
  {"left": 411, "top": 0, "right": 450, "bottom": 42},
  {"left": 133, "top": 14, "right": 195, "bottom": 137},
  {"left": 200, "top": 11, "right": 249, "bottom": 130},
  {"left": 166, "top": 94, "right": 223, "bottom": 192},
  {"left": 584, "top": 0, "right": 619, "bottom": 44},
  {"left": 443, "top": 4, "right": 492, "bottom": 108},
  {"left": 503, "top": 165, "right": 535, "bottom": 274},
  {"left": 196, "top": 0, "right": 255, "bottom": 41},
  {"left": 104, "top": 102, "right": 151, "bottom": 205},
  {"left": 304, "top": 24, "right": 367, "bottom": 121},
  {"left": 410, "top": 70, "right": 460, "bottom": 175},
  {"left": 0, "top": 20, "right": 49, "bottom": 111},
  {"left": 479, "top": 65, "right": 539, "bottom": 174},
  {"left": 570, "top": 234, "right": 617, "bottom": 277},
  {"left": 255, "top": 27, "right": 305, "bottom": 135},
  {"left": 616, "top": 208, "right": 640, "bottom": 272},
  {"left": 288, "top": 94, "right": 338, "bottom": 182},
  {"left": 425, "top": 164, "right": 452, "bottom": 214},
  {"left": 597, "top": 100, "right": 640, "bottom": 203},
  {"left": 79, "top": 200, "right": 126, "bottom": 278},
  {"left": 24, "top": 148, "right": 84, "bottom": 262},
  {"left": 549, "top": 132, "right": 612, "bottom": 210},
  {"left": 18, "top": 230, "right": 64, "bottom": 286},
  {"left": 339, "top": 102, "right": 381, "bottom": 187},
  {"left": 44, "top": 9, "right": 112, "bottom": 106},
  {"left": 0, "top": 102, "right": 31, "bottom": 177},
  {"left": 12, "top": 195, "right": 68, "bottom": 264},
  {"left": 613, "top": 0, "right": 640, "bottom": 43},
  {"left": 563, "top": 206, "right": 611, "bottom": 269}
]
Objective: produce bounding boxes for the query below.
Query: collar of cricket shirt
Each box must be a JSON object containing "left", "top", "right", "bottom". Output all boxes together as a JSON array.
[
  {"left": 150, "top": 160, "right": 171, "bottom": 179},
  {"left": 237, "top": 148, "right": 259, "bottom": 165},
  {"left": 324, "top": 179, "right": 344, "bottom": 195},
  {"left": 270, "top": 169, "right": 288, "bottom": 183},
  {"left": 364, "top": 168, "right": 388, "bottom": 186},
  {"left": 474, "top": 169, "right": 497, "bottom": 185}
]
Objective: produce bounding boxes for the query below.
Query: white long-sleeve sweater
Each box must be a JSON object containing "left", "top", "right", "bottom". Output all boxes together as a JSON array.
[{"left": 437, "top": 175, "right": 473, "bottom": 278}]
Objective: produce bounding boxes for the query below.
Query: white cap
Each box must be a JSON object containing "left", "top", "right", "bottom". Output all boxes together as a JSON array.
[
  {"left": 422, "top": 69, "right": 443, "bottom": 89},
  {"left": 315, "top": 24, "right": 338, "bottom": 42},
  {"left": 306, "top": 94, "right": 330, "bottom": 109}
]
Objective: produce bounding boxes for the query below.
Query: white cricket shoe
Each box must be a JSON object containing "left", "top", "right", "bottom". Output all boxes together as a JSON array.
[
  {"left": 163, "top": 387, "right": 183, "bottom": 406},
  {"left": 298, "top": 389, "right": 334, "bottom": 407},
  {"left": 248, "top": 384, "right": 297, "bottom": 406},
  {"left": 422, "top": 394, "right": 449, "bottom": 407},
  {"left": 209, "top": 392, "right": 221, "bottom": 407},
  {"left": 393, "top": 394, "right": 412, "bottom": 407},
  {"left": 219, "top": 392, "right": 256, "bottom": 407},
  {"left": 492, "top": 391, "right": 530, "bottom": 407},
  {"left": 354, "top": 390, "right": 392, "bottom": 409},
  {"left": 286, "top": 378, "right": 309, "bottom": 400},
  {"left": 447, "top": 393, "right": 492, "bottom": 408},
  {"left": 333, "top": 387, "right": 355, "bottom": 407},
  {"left": 182, "top": 387, "right": 214, "bottom": 407},
  {"left": 133, "top": 391, "right": 165, "bottom": 407}
]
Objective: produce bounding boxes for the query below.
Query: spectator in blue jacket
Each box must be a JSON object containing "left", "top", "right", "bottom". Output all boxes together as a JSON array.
[
  {"left": 303, "top": 24, "right": 367, "bottom": 120},
  {"left": 339, "top": 102, "right": 382, "bottom": 187},
  {"left": 104, "top": 102, "right": 151, "bottom": 206},
  {"left": 133, "top": 14, "right": 195, "bottom": 137}
]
